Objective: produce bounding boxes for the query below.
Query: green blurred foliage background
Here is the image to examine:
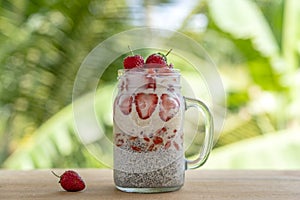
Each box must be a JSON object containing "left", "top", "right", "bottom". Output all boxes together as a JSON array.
[{"left": 0, "top": 0, "right": 299, "bottom": 169}]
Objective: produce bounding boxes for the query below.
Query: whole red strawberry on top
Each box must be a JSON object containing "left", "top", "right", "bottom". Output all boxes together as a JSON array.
[
  {"left": 146, "top": 53, "right": 167, "bottom": 68},
  {"left": 145, "top": 49, "right": 172, "bottom": 68},
  {"left": 123, "top": 48, "right": 173, "bottom": 69},
  {"left": 123, "top": 46, "right": 144, "bottom": 69},
  {"left": 52, "top": 170, "right": 86, "bottom": 192},
  {"left": 123, "top": 54, "right": 144, "bottom": 69}
]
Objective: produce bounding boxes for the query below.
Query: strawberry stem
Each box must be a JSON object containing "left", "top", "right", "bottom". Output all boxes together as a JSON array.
[
  {"left": 165, "top": 49, "right": 173, "bottom": 57},
  {"left": 128, "top": 45, "right": 134, "bottom": 56},
  {"left": 51, "top": 171, "right": 61, "bottom": 178}
]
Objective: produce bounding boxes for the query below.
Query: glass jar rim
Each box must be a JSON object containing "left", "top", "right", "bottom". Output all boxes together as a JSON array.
[{"left": 118, "top": 68, "right": 180, "bottom": 77}]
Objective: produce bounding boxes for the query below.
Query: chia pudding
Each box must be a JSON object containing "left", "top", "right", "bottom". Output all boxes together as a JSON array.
[{"left": 113, "top": 66, "right": 186, "bottom": 192}]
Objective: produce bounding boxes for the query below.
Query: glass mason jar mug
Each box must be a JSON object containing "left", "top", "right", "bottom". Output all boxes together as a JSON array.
[{"left": 113, "top": 68, "right": 214, "bottom": 193}]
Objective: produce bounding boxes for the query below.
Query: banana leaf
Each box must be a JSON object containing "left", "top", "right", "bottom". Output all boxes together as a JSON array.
[
  {"left": 3, "top": 84, "right": 116, "bottom": 169},
  {"left": 204, "top": 130, "right": 300, "bottom": 169}
]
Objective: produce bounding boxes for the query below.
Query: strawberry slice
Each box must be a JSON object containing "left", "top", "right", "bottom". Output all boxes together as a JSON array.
[
  {"left": 153, "top": 136, "right": 163, "bottom": 145},
  {"left": 117, "top": 95, "right": 133, "bottom": 115},
  {"left": 159, "top": 93, "right": 180, "bottom": 122},
  {"left": 135, "top": 93, "right": 158, "bottom": 120}
]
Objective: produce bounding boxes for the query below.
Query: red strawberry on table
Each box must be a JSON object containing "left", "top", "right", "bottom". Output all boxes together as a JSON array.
[
  {"left": 135, "top": 93, "right": 158, "bottom": 120},
  {"left": 52, "top": 170, "right": 86, "bottom": 192},
  {"left": 159, "top": 93, "right": 180, "bottom": 122},
  {"left": 123, "top": 54, "right": 144, "bottom": 69}
]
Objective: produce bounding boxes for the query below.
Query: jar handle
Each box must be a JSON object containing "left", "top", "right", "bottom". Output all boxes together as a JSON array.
[{"left": 184, "top": 96, "right": 214, "bottom": 169}]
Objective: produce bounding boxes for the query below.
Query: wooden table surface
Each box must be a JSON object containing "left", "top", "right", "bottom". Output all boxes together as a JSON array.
[{"left": 0, "top": 169, "right": 300, "bottom": 200}]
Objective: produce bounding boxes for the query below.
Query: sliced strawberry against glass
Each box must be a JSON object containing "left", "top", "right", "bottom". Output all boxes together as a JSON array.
[
  {"left": 135, "top": 93, "right": 158, "bottom": 120},
  {"left": 117, "top": 94, "right": 133, "bottom": 115},
  {"left": 159, "top": 93, "right": 180, "bottom": 122}
]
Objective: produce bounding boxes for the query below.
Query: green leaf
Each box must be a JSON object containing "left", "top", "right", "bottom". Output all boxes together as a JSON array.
[
  {"left": 205, "top": 130, "right": 300, "bottom": 169},
  {"left": 209, "top": 0, "right": 279, "bottom": 57},
  {"left": 2, "top": 84, "right": 116, "bottom": 169},
  {"left": 282, "top": 0, "right": 300, "bottom": 72}
]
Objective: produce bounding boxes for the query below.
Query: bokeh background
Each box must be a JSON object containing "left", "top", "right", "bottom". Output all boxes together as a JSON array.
[{"left": 0, "top": 0, "right": 299, "bottom": 169}]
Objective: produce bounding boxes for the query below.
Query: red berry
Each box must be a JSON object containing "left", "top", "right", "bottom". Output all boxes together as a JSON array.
[
  {"left": 123, "top": 55, "right": 144, "bottom": 69},
  {"left": 159, "top": 93, "right": 180, "bottom": 122},
  {"left": 52, "top": 170, "right": 86, "bottom": 192},
  {"left": 145, "top": 53, "right": 167, "bottom": 68},
  {"left": 153, "top": 136, "right": 163, "bottom": 145},
  {"left": 131, "top": 146, "right": 142, "bottom": 152},
  {"left": 135, "top": 93, "right": 158, "bottom": 120},
  {"left": 145, "top": 49, "right": 172, "bottom": 68}
]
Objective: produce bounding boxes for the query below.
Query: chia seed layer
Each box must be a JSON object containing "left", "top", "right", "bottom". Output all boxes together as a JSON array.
[{"left": 114, "top": 157, "right": 185, "bottom": 188}]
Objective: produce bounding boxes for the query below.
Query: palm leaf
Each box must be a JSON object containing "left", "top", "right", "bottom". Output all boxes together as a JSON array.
[
  {"left": 208, "top": 0, "right": 279, "bottom": 57},
  {"left": 204, "top": 130, "right": 300, "bottom": 169},
  {"left": 3, "top": 84, "right": 115, "bottom": 169}
]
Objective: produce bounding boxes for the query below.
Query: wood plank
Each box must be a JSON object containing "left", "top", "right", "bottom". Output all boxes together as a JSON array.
[{"left": 0, "top": 169, "right": 299, "bottom": 200}]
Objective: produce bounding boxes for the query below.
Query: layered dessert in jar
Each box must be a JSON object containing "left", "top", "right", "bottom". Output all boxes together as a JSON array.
[{"left": 113, "top": 50, "right": 185, "bottom": 192}]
